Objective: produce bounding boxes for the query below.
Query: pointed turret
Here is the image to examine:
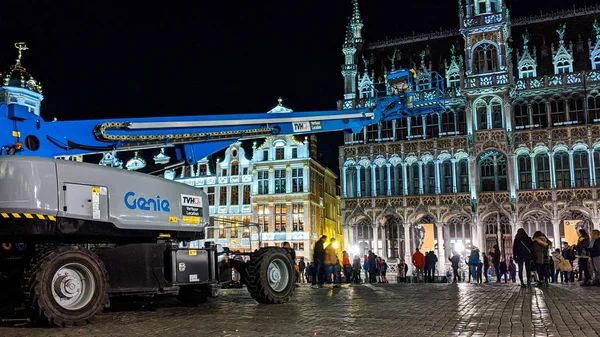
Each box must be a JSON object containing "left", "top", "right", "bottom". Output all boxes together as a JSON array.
[
  {"left": 341, "top": 1, "right": 364, "bottom": 104},
  {"left": 0, "top": 42, "right": 44, "bottom": 116},
  {"left": 350, "top": 0, "right": 363, "bottom": 42}
]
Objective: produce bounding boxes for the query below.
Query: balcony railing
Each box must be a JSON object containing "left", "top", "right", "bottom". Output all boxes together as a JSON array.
[{"left": 514, "top": 70, "right": 600, "bottom": 91}]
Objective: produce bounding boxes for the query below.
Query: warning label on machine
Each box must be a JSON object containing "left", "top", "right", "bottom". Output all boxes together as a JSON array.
[{"left": 181, "top": 194, "right": 202, "bottom": 226}]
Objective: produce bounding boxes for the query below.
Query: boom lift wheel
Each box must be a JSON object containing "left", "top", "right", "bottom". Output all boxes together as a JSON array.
[
  {"left": 176, "top": 284, "right": 210, "bottom": 306},
  {"left": 22, "top": 246, "right": 109, "bottom": 327},
  {"left": 245, "top": 247, "right": 295, "bottom": 304}
]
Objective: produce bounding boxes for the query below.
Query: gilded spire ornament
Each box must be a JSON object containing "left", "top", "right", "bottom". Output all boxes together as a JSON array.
[{"left": 14, "top": 42, "right": 28, "bottom": 67}]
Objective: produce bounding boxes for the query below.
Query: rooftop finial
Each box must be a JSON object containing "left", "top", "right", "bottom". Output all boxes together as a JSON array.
[
  {"left": 14, "top": 42, "right": 28, "bottom": 67},
  {"left": 523, "top": 30, "right": 530, "bottom": 50},
  {"left": 278, "top": 97, "right": 283, "bottom": 106},
  {"left": 594, "top": 19, "right": 600, "bottom": 40},
  {"left": 557, "top": 23, "right": 566, "bottom": 43}
]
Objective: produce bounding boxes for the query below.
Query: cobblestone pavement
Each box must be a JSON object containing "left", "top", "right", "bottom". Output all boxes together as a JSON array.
[{"left": 2, "top": 283, "right": 600, "bottom": 337}]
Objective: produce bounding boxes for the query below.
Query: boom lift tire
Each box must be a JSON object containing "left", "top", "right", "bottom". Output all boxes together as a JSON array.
[
  {"left": 245, "top": 247, "right": 295, "bottom": 304},
  {"left": 176, "top": 284, "right": 210, "bottom": 306},
  {"left": 22, "top": 246, "right": 109, "bottom": 327}
]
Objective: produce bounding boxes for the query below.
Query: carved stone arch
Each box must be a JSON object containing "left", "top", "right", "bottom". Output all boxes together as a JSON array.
[
  {"left": 559, "top": 208, "right": 592, "bottom": 233},
  {"left": 552, "top": 143, "right": 569, "bottom": 153},
  {"left": 532, "top": 144, "right": 550, "bottom": 155},
  {"left": 441, "top": 210, "right": 472, "bottom": 224},
  {"left": 410, "top": 212, "right": 437, "bottom": 225},
  {"left": 376, "top": 205, "right": 404, "bottom": 225},
  {"left": 344, "top": 158, "right": 357, "bottom": 167},
  {"left": 346, "top": 207, "right": 371, "bottom": 226},
  {"left": 519, "top": 209, "right": 552, "bottom": 223},
  {"left": 514, "top": 146, "right": 531, "bottom": 157},
  {"left": 480, "top": 205, "right": 511, "bottom": 224},
  {"left": 572, "top": 142, "right": 589, "bottom": 152}
]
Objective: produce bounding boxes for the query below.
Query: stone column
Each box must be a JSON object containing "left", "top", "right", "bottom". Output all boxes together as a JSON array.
[
  {"left": 286, "top": 166, "right": 292, "bottom": 193},
  {"left": 452, "top": 159, "right": 458, "bottom": 193},
  {"left": 403, "top": 223, "right": 412, "bottom": 275},
  {"left": 381, "top": 226, "right": 388, "bottom": 259},
  {"left": 268, "top": 167, "right": 275, "bottom": 194},
  {"left": 548, "top": 152, "right": 556, "bottom": 188},
  {"left": 588, "top": 149, "right": 595, "bottom": 187},
  {"left": 475, "top": 220, "right": 484, "bottom": 252},
  {"left": 371, "top": 165, "right": 377, "bottom": 197},
  {"left": 550, "top": 219, "right": 562, "bottom": 248},
  {"left": 402, "top": 163, "right": 409, "bottom": 195},
  {"left": 342, "top": 166, "right": 348, "bottom": 198},
  {"left": 303, "top": 165, "right": 309, "bottom": 192},
  {"left": 397, "top": 223, "right": 403, "bottom": 259},
  {"left": 349, "top": 225, "right": 354, "bottom": 248},
  {"left": 386, "top": 164, "right": 392, "bottom": 196},
  {"left": 356, "top": 166, "right": 362, "bottom": 198},
  {"left": 372, "top": 224, "right": 379, "bottom": 256},
  {"left": 569, "top": 150, "right": 575, "bottom": 188},
  {"left": 418, "top": 161, "right": 424, "bottom": 194},
  {"left": 436, "top": 222, "right": 446, "bottom": 274},
  {"left": 530, "top": 153, "right": 537, "bottom": 189},
  {"left": 434, "top": 160, "right": 441, "bottom": 194}
]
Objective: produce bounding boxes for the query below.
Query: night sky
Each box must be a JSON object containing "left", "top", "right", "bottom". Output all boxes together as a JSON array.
[{"left": 0, "top": 0, "right": 597, "bottom": 173}]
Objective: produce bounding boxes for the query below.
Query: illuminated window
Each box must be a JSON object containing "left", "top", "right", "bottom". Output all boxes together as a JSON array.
[
  {"left": 231, "top": 161, "right": 239, "bottom": 175},
  {"left": 275, "top": 148, "right": 284, "bottom": 160},
  {"left": 230, "top": 217, "right": 239, "bottom": 238},
  {"left": 206, "top": 186, "right": 215, "bottom": 206},
  {"left": 258, "top": 205, "right": 269, "bottom": 232},
  {"left": 242, "top": 216, "right": 251, "bottom": 238},
  {"left": 219, "top": 218, "right": 227, "bottom": 238},
  {"left": 219, "top": 187, "right": 227, "bottom": 205},
  {"left": 275, "top": 204, "right": 287, "bottom": 232},
  {"left": 230, "top": 185, "right": 239, "bottom": 205},
  {"left": 292, "top": 203, "right": 304, "bottom": 231},
  {"left": 242, "top": 185, "right": 250, "bottom": 204}
]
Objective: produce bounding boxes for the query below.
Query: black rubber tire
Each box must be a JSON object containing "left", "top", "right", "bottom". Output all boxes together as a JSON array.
[
  {"left": 245, "top": 247, "right": 295, "bottom": 304},
  {"left": 22, "top": 246, "right": 109, "bottom": 327},
  {"left": 176, "top": 284, "right": 210, "bottom": 306}
]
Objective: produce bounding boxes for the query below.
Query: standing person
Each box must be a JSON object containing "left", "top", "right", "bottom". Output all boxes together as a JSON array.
[
  {"left": 363, "top": 254, "right": 370, "bottom": 282},
  {"left": 492, "top": 244, "right": 502, "bottom": 283},
  {"left": 426, "top": 251, "right": 438, "bottom": 283},
  {"left": 513, "top": 228, "right": 534, "bottom": 288},
  {"left": 589, "top": 229, "right": 600, "bottom": 286},
  {"left": 324, "top": 238, "right": 338, "bottom": 285},
  {"left": 342, "top": 251, "right": 351, "bottom": 283},
  {"left": 449, "top": 251, "right": 461, "bottom": 283},
  {"left": 561, "top": 242, "right": 575, "bottom": 283},
  {"left": 551, "top": 248, "right": 565, "bottom": 283},
  {"left": 508, "top": 257, "right": 517, "bottom": 283},
  {"left": 381, "top": 259, "right": 388, "bottom": 283},
  {"left": 412, "top": 248, "right": 426, "bottom": 282},
  {"left": 298, "top": 257, "right": 306, "bottom": 283},
  {"left": 482, "top": 252, "right": 490, "bottom": 283},
  {"left": 352, "top": 255, "right": 362, "bottom": 283},
  {"left": 577, "top": 229, "right": 592, "bottom": 286},
  {"left": 368, "top": 250, "right": 377, "bottom": 283},
  {"left": 499, "top": 257, "right": 508, "bottom": 283},
  {"left": 311, "top": 235, "right": 327, "bottom": 288},
  {"left": 532, "top": 231, "right": 550, "bottom": 287},
  {"left": 468, "top": 247, "right": 480, "bottom": 283},
  {"left": 397, "top": 259, "right": 409, "bottom": 283}
]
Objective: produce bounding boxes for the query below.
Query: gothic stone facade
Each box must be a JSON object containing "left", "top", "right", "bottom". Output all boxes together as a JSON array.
[{"left": 338, "top": 1, "right": 600, "bottom": 270}]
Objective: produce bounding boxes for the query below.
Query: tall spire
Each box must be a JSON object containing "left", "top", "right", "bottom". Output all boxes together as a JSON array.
[{"left": 350, "top": 0, "right": 363, "bottom": 42}]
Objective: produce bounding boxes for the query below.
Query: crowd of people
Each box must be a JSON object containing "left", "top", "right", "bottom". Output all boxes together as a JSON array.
[{"left": 287, "top": 227, "right": 600, "bottom": 288}]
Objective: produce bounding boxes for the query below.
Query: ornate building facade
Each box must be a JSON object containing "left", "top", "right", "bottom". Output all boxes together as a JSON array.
[
  {"left": 171, "top": 102, "right": 343, "bottom": 260},
  {"left": 338, "top": 1, "right": 600, "bottom": 271}
]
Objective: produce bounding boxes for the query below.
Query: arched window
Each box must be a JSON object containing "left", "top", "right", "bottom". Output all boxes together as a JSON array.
[
  {"left": 550, "top": 98, "right": 566, "bottom": 125},
  {"left": 448, "top": 215, "right": 471, "bottom": 253},
  {"left": 588, "top": 95, "right": 600, "bottom": 123},
  {"left": 441, "top": 110, "right": 456, "bottom": 135},
  {"left": 457, "top": 159, "right": 470, "bottom": 193},
  {"left": 513, "top": 101, "right": 529, "bottom": 129},
  {"left": 457, "top": 108, "right": 467, "bottom": 135},
  {"left": 441, "top": 160, "right": 453, "bottom": 194},
  {"left": 491, "top": 100, "right": 503, "bottom": 129},
  {"left": 531, "top": 99, "right": 548, "bottom": 127},
  {"left": 424, "top": 161, "right": 435, "bottom": 195},
  {"left": 573, "top": 150, "right": 589, "bottom": 188},
  {"left": 476, "top": 101, "right": 488, "bottom": 130},
  {"left": 472, "top": 43, "right": 498, "bottom": 74},
  {"left": 345, "top": 166, "right": 357, "bottom": 197},
  {"left": 517, "top": 154, "right": 532, "bottom": 190},
  {"left": 479, "top": 152, "right": 507, "bottom": 192},
  {"left": 231, "top": 161, "right": 239, "bottom": 175},
  {"left": 376, "top": 165, "right": 386, "bottom": 196},
  {"left": 360, "top": 165, "right": 372, "bottom": 197},
  {"left": 425, "top": 114, "right": 439, "bottom": 139},
  {"left": 568, "top": 96, "right": 585, "bottom": 124},
  {"left": 554, "top": 152, "right": 570, "bottom": 189},
  {"left": 409, "top": 162, "right": 420, "bottom": 195},
  {"left": 391, "top": 164, "right": 403, "bottom": 196},
  {"left": 536, "top": 153, "right": 551, "bottom": 189},
  {"left": 595, "top": 151, "right": 600, "bottom": 187}
]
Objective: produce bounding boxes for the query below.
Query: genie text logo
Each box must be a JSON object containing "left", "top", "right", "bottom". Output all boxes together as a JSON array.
[{"left": 124, "top": 192, "right": 171, "bottom": 212}]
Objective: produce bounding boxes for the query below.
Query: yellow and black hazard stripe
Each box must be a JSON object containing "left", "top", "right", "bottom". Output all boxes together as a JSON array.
[{"left": 0, "top": 213, "right": 56, "bottom": 221}]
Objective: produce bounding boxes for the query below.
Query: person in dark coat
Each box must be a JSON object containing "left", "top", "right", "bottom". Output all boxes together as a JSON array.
[
  {"left": 513, "top": 228, "right": 534, "bottom": 287},
  {"left": 492, "top": 244, "right": 502, "bottom": 282},
  {"left": 449, "top": 251, "right": 462, "bottom": 283},
  {"left": 577, "top": 229, "right": 592, "bottom": 286},
  {"left": 483, "top": 252, "right": 490, "bottom": 283},
  {"left": 499, "top": 257, "right": 508, "bottom": 283},
  {"left": 312, "top": 235, "right": 327, "bottom": 288}
]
